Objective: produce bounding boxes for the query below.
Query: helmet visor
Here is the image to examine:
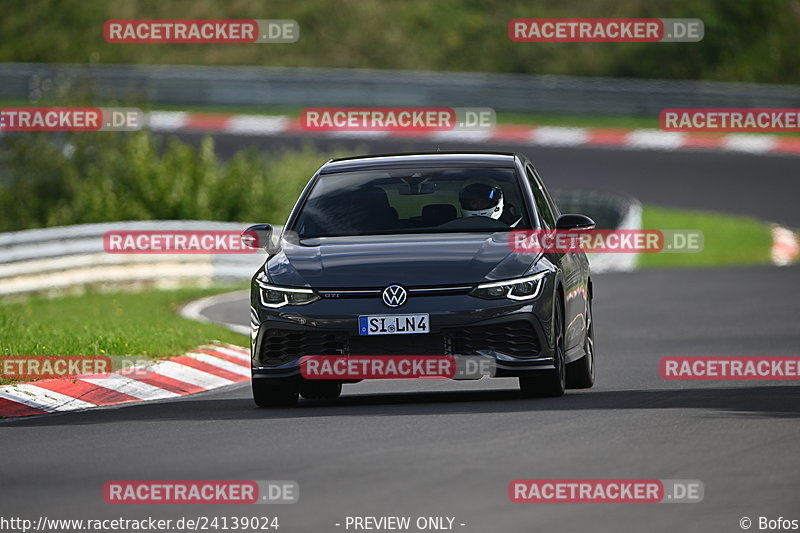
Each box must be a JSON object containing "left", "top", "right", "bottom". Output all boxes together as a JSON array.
[{"left": 460, "top": 184, "right": 502, "bottom": 211}]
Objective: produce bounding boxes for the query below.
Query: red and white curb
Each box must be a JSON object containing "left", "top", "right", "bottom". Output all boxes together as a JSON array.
[
  {"left": 147, "top": 112, "right": 800, "bottom": 156},
  {"left": 0, "top": 343, "right": 250, "bottom": 419},
  {"left": 771, "top": 225, "right": 800, "bottom": 266}
]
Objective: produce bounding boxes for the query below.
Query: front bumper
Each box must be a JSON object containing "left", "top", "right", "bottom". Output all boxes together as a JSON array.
[{"left": 250, "top": 279, "right": 557, "bottom": 379}]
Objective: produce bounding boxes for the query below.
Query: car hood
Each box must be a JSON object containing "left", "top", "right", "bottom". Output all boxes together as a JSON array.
[{"left": 266, "top": 233, "right": 539, "bottom": 288}]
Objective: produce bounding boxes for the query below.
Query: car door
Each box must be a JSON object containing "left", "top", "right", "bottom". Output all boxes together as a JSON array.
[{"left": 525, "top": 164, "right": 585, "bottom": 353}]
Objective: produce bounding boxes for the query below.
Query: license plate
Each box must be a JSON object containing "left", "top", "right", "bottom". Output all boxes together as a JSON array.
[{"left": 358, "top": 314, "right": 430, "bottom": 335}]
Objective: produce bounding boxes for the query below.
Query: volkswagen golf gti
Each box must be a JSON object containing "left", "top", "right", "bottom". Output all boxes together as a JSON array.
[{"left": 242, "top": 152, "right": 596, "bottom": 407}]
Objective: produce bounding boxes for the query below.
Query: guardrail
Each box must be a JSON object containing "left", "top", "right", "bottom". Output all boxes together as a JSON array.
[
  {"left": 0, "top": 221, "right": 270, "bottom": 296},
  {"left": 0, "top": 191, "right": 640, "bottom": 296},
  {"left": 1, "top": 63, "right": 798, "bottom": 116}
]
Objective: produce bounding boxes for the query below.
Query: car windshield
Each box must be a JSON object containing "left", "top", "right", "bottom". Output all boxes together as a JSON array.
[{"left": 291, "top": 167, "right": 532, "bottom": 238}]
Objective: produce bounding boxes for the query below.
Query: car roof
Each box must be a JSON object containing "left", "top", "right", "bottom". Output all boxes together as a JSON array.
[{"left": 320, "top": 152, "right": 519, "bottom": 174}]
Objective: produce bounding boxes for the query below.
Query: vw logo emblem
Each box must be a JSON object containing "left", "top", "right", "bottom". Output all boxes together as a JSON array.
[{"left": 382, "top": 284, "right": 407, "bottom": 307}]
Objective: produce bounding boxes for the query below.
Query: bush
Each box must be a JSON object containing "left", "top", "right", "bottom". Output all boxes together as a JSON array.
[
  {"left": 0, "top": 131, "right": 330, "bottom": 231},
  {"left": 0, "top": 0, "right": 798, "bottom": 84}
]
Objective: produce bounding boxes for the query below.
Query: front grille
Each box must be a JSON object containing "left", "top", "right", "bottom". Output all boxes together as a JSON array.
[
  {"left": 348, "top": 334, "right": 446, "bottom": 356},
  {"left": 259, "top": 329, "right": 347, "bottom": 366},
  {"left": 443, "top": 321, "right": 540, "bottom": 358},
  {"left": 258, "top": 321, "right": 540, "bottom": 366}
]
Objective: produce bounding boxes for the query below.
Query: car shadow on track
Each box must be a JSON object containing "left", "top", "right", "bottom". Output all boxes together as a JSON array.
[{"left": 5, "top": 384, "right": 800, "bottom": 427}]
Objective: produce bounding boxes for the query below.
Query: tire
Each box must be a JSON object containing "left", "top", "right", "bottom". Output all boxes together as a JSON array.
[
  {"left": 300, "top": 380, "right": 342, "bottom": 400},
  {"left": 519, "top": 296, "right": 566, "bottom": 398},
  {"left": 252, "top": 378, "right": 300, "bottom": 407},
  {"left": 566, "top": 297, "right": 595, "bottom": 389}
]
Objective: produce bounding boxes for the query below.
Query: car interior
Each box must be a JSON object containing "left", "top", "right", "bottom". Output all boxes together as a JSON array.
[{"left": 294, "top": 168, "right": 531, "bottom": 237}]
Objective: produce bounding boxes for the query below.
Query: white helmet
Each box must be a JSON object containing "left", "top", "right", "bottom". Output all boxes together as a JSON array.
[{"left": 459, "top": 183, "right": 504, "bottom": 219}]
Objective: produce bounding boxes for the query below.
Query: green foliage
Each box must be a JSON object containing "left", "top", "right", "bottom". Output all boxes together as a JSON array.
[
  {"left": 0, "top": 131, "right": 328, "bottom": 231},
  {"left": 0, "top": 0, "right": 797, "bottom": 83}
]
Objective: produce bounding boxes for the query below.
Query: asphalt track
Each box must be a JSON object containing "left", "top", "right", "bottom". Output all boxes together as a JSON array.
[{"left": 1, "top": 139, "right": 799, "bottom": 532}]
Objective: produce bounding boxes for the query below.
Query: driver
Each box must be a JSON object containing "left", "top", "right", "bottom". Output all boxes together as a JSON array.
[
  {"left": 459, "top": 182, "right": 504, "bottom": 219},
  {"left": 458, "top": 182, "right": 523, "bottom": 227}
]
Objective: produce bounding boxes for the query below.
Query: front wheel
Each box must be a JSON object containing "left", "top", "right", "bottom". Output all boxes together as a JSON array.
[
  {"left": 519, "top": 297, "right": 566, "bottom": 398},
  {"left": 252, "top": 378, "right": 300, "bottom": 407}
]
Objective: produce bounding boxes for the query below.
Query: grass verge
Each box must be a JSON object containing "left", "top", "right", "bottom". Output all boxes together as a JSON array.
[
  {"left": 3, "top": 99, "right": 799, "bottom": 137},
  {"left": 0, "top": 286, "right": 248, "bottom": 385},
  {"left": 0, "top": 99, "right": 663, "bottom": 131},
  {"left": 638, "top": 206, "right": 774, "bottom": 268}
]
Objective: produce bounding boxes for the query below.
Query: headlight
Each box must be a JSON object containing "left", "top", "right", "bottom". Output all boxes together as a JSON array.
[
  {"left": 258, "top": 283, "right": 320, "bottom": 308},
  {"left": 471, "top": 272, "right": 547, "bottom": 301}
]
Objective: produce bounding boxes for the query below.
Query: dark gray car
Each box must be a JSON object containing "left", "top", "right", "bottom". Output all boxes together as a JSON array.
[{"left": 243, "top": 152, "right": 596, "bottom": 407}]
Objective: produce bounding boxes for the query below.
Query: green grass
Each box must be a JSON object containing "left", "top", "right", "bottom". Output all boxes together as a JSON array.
[
  {"left": 0, "top": 100, "right": 663, "bottom": 130},
  {"left": 3, "top": 99, "right": 798, "bottom": 137},
  {"left": 0, "top": 99, "right": 659, "bottom": 129},
  {"left": 638, "top": 205, "right": 774, "bottom": 268},
  {"left": 495, "top": 113, "right": 658, "bottom": 130},
  {"left": 0, "top": 286, "right": 248, "bottom": 385}
]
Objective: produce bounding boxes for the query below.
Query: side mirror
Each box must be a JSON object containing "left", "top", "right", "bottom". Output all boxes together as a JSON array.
[
  {"left": 555, "top": 214, "right": 596, "bottom": 231},
  {"left": 241, "top": 224, "right": 276, "bottom": 252}
]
